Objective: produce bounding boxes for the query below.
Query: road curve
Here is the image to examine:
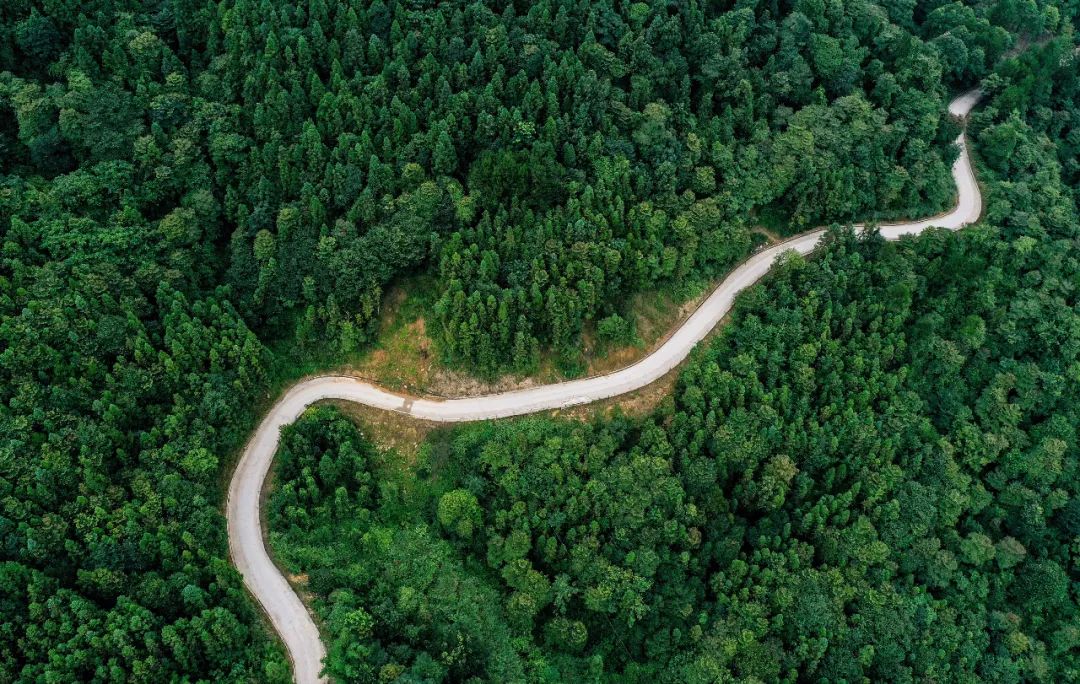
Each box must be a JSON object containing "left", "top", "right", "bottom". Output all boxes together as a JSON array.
[{"left": 227, "top": 90, "right": 983, "bottom": 684}]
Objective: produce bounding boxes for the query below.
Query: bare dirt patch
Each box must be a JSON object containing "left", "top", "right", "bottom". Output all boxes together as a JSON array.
[{"left": 751, "top": 226, "right": 784, "bottom": 245}]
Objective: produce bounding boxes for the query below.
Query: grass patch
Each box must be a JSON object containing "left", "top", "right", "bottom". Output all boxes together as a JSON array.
[{"left": 344, "top": 274, "right": 441, "bottom": 393}]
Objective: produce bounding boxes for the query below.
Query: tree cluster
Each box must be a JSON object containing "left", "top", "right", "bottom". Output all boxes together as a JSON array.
[{"left": 2, "top": 0, "right": 1011, "bottom": 375}]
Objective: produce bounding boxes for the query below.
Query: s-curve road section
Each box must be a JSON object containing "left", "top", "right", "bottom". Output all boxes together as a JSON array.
[{"left": 227, "top": 90, "right": 983, "bottom": 684}]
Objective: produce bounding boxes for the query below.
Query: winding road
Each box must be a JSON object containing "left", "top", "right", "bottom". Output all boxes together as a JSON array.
[{"left": 227, "top": 89, "right": 983, "bottom": 684}]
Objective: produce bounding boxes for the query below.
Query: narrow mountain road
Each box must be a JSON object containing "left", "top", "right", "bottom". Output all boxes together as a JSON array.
[{"left": 227, "top": 90, "right": 983, "bottom": 684}]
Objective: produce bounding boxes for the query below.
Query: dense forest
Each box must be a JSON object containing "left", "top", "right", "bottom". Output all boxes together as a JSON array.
[
  {"left": 0, "top": 0, "right": 1076, "bottom": 681},
  {"left": 268, "top": 31, "right": 1080, "bottom": 684},
  {"left": 2, "top": 0, "right": 1044, "bottom": 375}
]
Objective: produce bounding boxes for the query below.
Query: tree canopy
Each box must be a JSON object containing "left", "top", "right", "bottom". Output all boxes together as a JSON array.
[
  {"left": 270, "top": 33, "right": 1080, "bottom": 682},
  {"left": 1, "top": 0, "right": 1077, "bottom": 681}
]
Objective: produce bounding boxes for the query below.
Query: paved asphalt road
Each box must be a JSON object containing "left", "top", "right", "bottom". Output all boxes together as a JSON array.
[{"left": 227, "top": 90, "right": 983, "bottom": 684}]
